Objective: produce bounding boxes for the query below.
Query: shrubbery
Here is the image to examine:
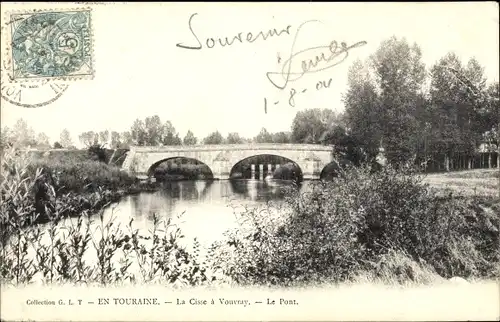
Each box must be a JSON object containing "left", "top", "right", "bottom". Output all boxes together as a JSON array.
[
  {"left": 0, "top": 147, "right": 211, "bottom": 287},
  {"left": 1, "top": 147, "right": 139, "bottom": 228},
  {"left": 210, "top": 164, "right": 500, "bottom": 287},
  {"left": 2, "top": 146, "right": 498, "bottom": 288}
]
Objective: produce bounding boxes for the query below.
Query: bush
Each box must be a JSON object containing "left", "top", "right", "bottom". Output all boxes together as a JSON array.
[
  {"left": 210, "top": 164, "right": 500, "bottom": 287},
  {"left": 1, "top": 146, "right": 139, "bottom": 228},
  {"left": 0, "top": 147, "right": 211, "bottom": 287},
  {"left": 272, "top": 162, "right": 301, "bottom": 181},
  {"left": 88, "top": 144, "right": 107, "bottom": 162}
]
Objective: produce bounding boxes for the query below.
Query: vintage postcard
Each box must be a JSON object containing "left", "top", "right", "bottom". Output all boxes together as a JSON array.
[{"left": 1, "top": 2, "right": 499, "bottom": 321}]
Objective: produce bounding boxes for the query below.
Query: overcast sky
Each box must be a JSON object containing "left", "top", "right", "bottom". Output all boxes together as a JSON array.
[{"left": 1, "top": 2, "right": 499, "bottom": 146}]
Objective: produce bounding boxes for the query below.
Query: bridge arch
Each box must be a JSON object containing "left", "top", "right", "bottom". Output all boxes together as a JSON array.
[
  {"left": 147, "top": 157, "right": 214, "bottom": 180},
  {"left": 319, "top": 159, "right": 354, "bottom": 180},
  {"left": 229, "top": 154, "right": 304, "bottom": 181},
  {"left": 123, "top": 144, "right": 335, "bottom": 180}
]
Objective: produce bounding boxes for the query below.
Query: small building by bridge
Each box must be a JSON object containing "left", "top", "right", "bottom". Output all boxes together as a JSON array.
[{"left": 121, "top": 144, "right": 336, "bottom": 180}]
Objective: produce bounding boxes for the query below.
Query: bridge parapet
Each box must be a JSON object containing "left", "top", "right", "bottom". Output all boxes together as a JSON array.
[
  {"left": 122, "top": 144, "right": 335, "bottom": 180},
  {"left": 129, "top": 143, "right": 334, "bottom": 152}
]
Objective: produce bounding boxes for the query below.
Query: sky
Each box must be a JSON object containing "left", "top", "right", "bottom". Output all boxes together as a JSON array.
[{"left": 1, "top": 2, "right": 499, "bottom": 147}]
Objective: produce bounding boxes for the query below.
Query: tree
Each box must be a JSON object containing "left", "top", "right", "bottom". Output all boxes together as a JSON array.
[
  {"left": 183, "top": 130, "right": 198, "bottom": 145},
  {"left": 162, "top": 120, "right": 181, "bottom": 145},
  {"left": 130, "top": 119, "right": 147, "bottom": 145},
  {"left": 427, "top": 53, "right": 488, "bottom": 170},
  {"left": 98, "top": 130, "right": 110, "bottom": 146},
  {"left": 254, "top": 128, "right": 273, "bottom": 143},
  {"left": 35, "top": 132, "right": 51, "bottom": 148},
  {"left": 120, "top": 131, "right": 133, "bottom": 148},
  {"left": 477, "top": 82, "right": 499, "bottom": 168},
  {"left": 291, "top": 109, "right": 337, "bottom": 143},
  {"left": 59, "top": 129, "right": 73, "bottom": 148},
  {"left": 79, "top": 131, "right": 98, "bottom": 147},
  {"left": 142, "top": 115, "right": 165, "bottom": 145},
  {"left": 203, "top": 131, "right": 224, "bottom": 145},
  {"left": 110, "top": 131, "right": 121, "bottom": 149},
  {"left": 11, "top": 118, "right": 36, "bottom": 147},
  {"left": 343, "top": 59, "right": 382, "bottom": 160},
  {"left": 370, "top": 37, "right": 426, "bottom": 165},
  {"left": 271, "top": 131, "right": 291, "bottom": 143},
  {"left": 227, "top": 132, "right": 244, "bottom": 144},
  {"left": 53, "top": 142, "right": 63, "bottom": 149}
]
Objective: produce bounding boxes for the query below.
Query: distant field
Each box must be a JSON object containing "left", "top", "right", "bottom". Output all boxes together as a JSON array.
[{"left": 424, "top": 169, "right": 499, "bottom": 197}]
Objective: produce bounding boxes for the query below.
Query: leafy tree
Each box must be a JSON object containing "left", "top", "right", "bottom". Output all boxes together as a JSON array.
[
  {"left": 226, "top": 132, "right": 244, "bottom": 144},
  {"left": 271, "top": 131, "right": 291, "bottom": 143},
  {"left": 369, "top": 37, "right": 426, "bottom": 165},
  {"left": 35, "top": 132, "right": 51, "bottom": 148},
  {"left": 110, "top": 131, "right": 121, "bottom": 149},
  {"left": 203, "top": 131, "right": 224, "bottom": 145},
  {"left": 142, "top": 115, "right": 164, "bottom": 145},
  {"left": 10, "top": 119, "right": 36, "bottom": 147},
  {"left": 79, "top": 131, "right": 98, "bottom": 147},
  {"left": 291, "top": 109, "right": 337, "bottom": 144},
  {"left": 98, "top": 130, "right": 110, "bottom": 146},
  {"left": 477, "top": 82, "right": 499, "bottom": 168},
  {"left": 343, "top": 59, "right": 383, "bottom": 159},
  {"left": 120, "top": 131, "right": 133, "bottom": 148},
  {"left": 254, "top": 128, "right": 273, "bottom": 143},
  {"left": 427, "top": 53, "right": 490, "bottom": 169},
  {"left": 59, "top": 129, "right": 73, "bottom": 148},
  {"left": 53, "top": 142, "right": 63, "bottom": 149},
  {"left": 130, "top": 119, "right": 147, "bottom": 145},
  {"left": 162, "top": 120, "right": 182, "bottom": 145},
  {"left": 183, "top": 130, "right": 198, "bottom": 145}
]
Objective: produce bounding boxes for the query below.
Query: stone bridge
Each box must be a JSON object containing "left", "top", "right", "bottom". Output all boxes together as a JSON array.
[{"left": 121, "top": 144, "right": 336, "bottom": 180}]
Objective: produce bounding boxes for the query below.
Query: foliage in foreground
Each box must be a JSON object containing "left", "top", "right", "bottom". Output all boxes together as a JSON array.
[
  {"left": 1, "top": 210, "right": 212, "bottom": 287},
  {"left": 0, "top": 149, "right": 211, "bottom": 286},
  {"left": 0, "top": 146, "right": 145, "bottom": 228},
  {"left": 210, "top": 165, "right": 500, "bottom": 287},
  {"left": 2, "top": 147, "right": 499, "bottom": 288}
]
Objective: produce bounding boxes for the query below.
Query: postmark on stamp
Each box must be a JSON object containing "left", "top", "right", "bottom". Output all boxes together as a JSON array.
[{"left": 5, "top": 8, "right": 94, "bottom": 82}]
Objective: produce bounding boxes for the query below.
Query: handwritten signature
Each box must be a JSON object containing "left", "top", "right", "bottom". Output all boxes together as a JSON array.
[{"left": 266, "top": 20, "right": 367, "bottom": 90}]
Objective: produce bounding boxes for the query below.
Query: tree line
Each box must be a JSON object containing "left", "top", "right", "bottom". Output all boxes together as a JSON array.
[
  {"left": 1, "top": 36, "right": 498, "bottom": 170},
  {"left": 339, "top": 37, "right": 498, "bottom": 169}
]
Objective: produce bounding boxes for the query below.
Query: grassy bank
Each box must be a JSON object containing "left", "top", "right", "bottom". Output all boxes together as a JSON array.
[
  {"left": 1, "top": 148, "right": 158, "bottom": 228},
  {"left": 424, "top": 168, "right": 499, "bottom": 197},
  {"left": 210, "top": 165, "right": 500, "bottom": 287},
  {"left": 1, "top": 149, "right": 498, "bottom": 288}
]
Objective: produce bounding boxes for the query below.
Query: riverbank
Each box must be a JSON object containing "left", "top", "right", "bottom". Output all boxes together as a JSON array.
[
  {"left": 424, "top": 168, "right": 499, "bottom": 198},
  {"left": 1, "top": 148, "right": 161, "bottom": 228},
  {"left": 1, "top": 148, "right": 498, "bottom": 289}
]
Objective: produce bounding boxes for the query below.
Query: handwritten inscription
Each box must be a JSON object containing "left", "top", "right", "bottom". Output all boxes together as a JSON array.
[
  {"left": 177, "top": 13, "right": 292, "bottom": 50},
  {"left": 266, "top": 20, "right": 367, "bottom": 90},
  {"left": 264, "top": 77, "right": 332, "bottom": 113},
  {"left": 174, "top": 14, "right": 366, "bottom": 112}
]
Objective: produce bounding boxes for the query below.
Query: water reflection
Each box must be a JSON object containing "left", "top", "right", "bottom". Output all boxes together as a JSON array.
[{"left": 100, "top": 180, "right": 307, "bottom": 246}]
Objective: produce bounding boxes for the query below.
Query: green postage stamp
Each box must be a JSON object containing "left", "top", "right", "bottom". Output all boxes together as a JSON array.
[{"left": 6, "top": 8, "right": 94, "bottom": 81}]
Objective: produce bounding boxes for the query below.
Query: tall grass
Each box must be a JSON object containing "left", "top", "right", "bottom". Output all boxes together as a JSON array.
[
  {"left": 0, "top": 147, "right": 212, "bottom": 287},
  {"left": 210, "top": 165, "right": 500, "bottom": 287},
  {"left": 1, "top": 146, "right": 498, "bottom": 288}
]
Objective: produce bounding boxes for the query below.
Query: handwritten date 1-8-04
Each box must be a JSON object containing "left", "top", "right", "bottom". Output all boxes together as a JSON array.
[{"left": 264, "top": 78, "right": 332, "bottom": 113}]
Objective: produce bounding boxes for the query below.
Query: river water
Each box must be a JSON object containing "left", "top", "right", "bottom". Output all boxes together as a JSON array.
[
  {"left": 100, "top": 179, "right": 309, "bottom": 248},
  {"left": 13, "top": 180, "right": 310, "bottom": 283}
]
